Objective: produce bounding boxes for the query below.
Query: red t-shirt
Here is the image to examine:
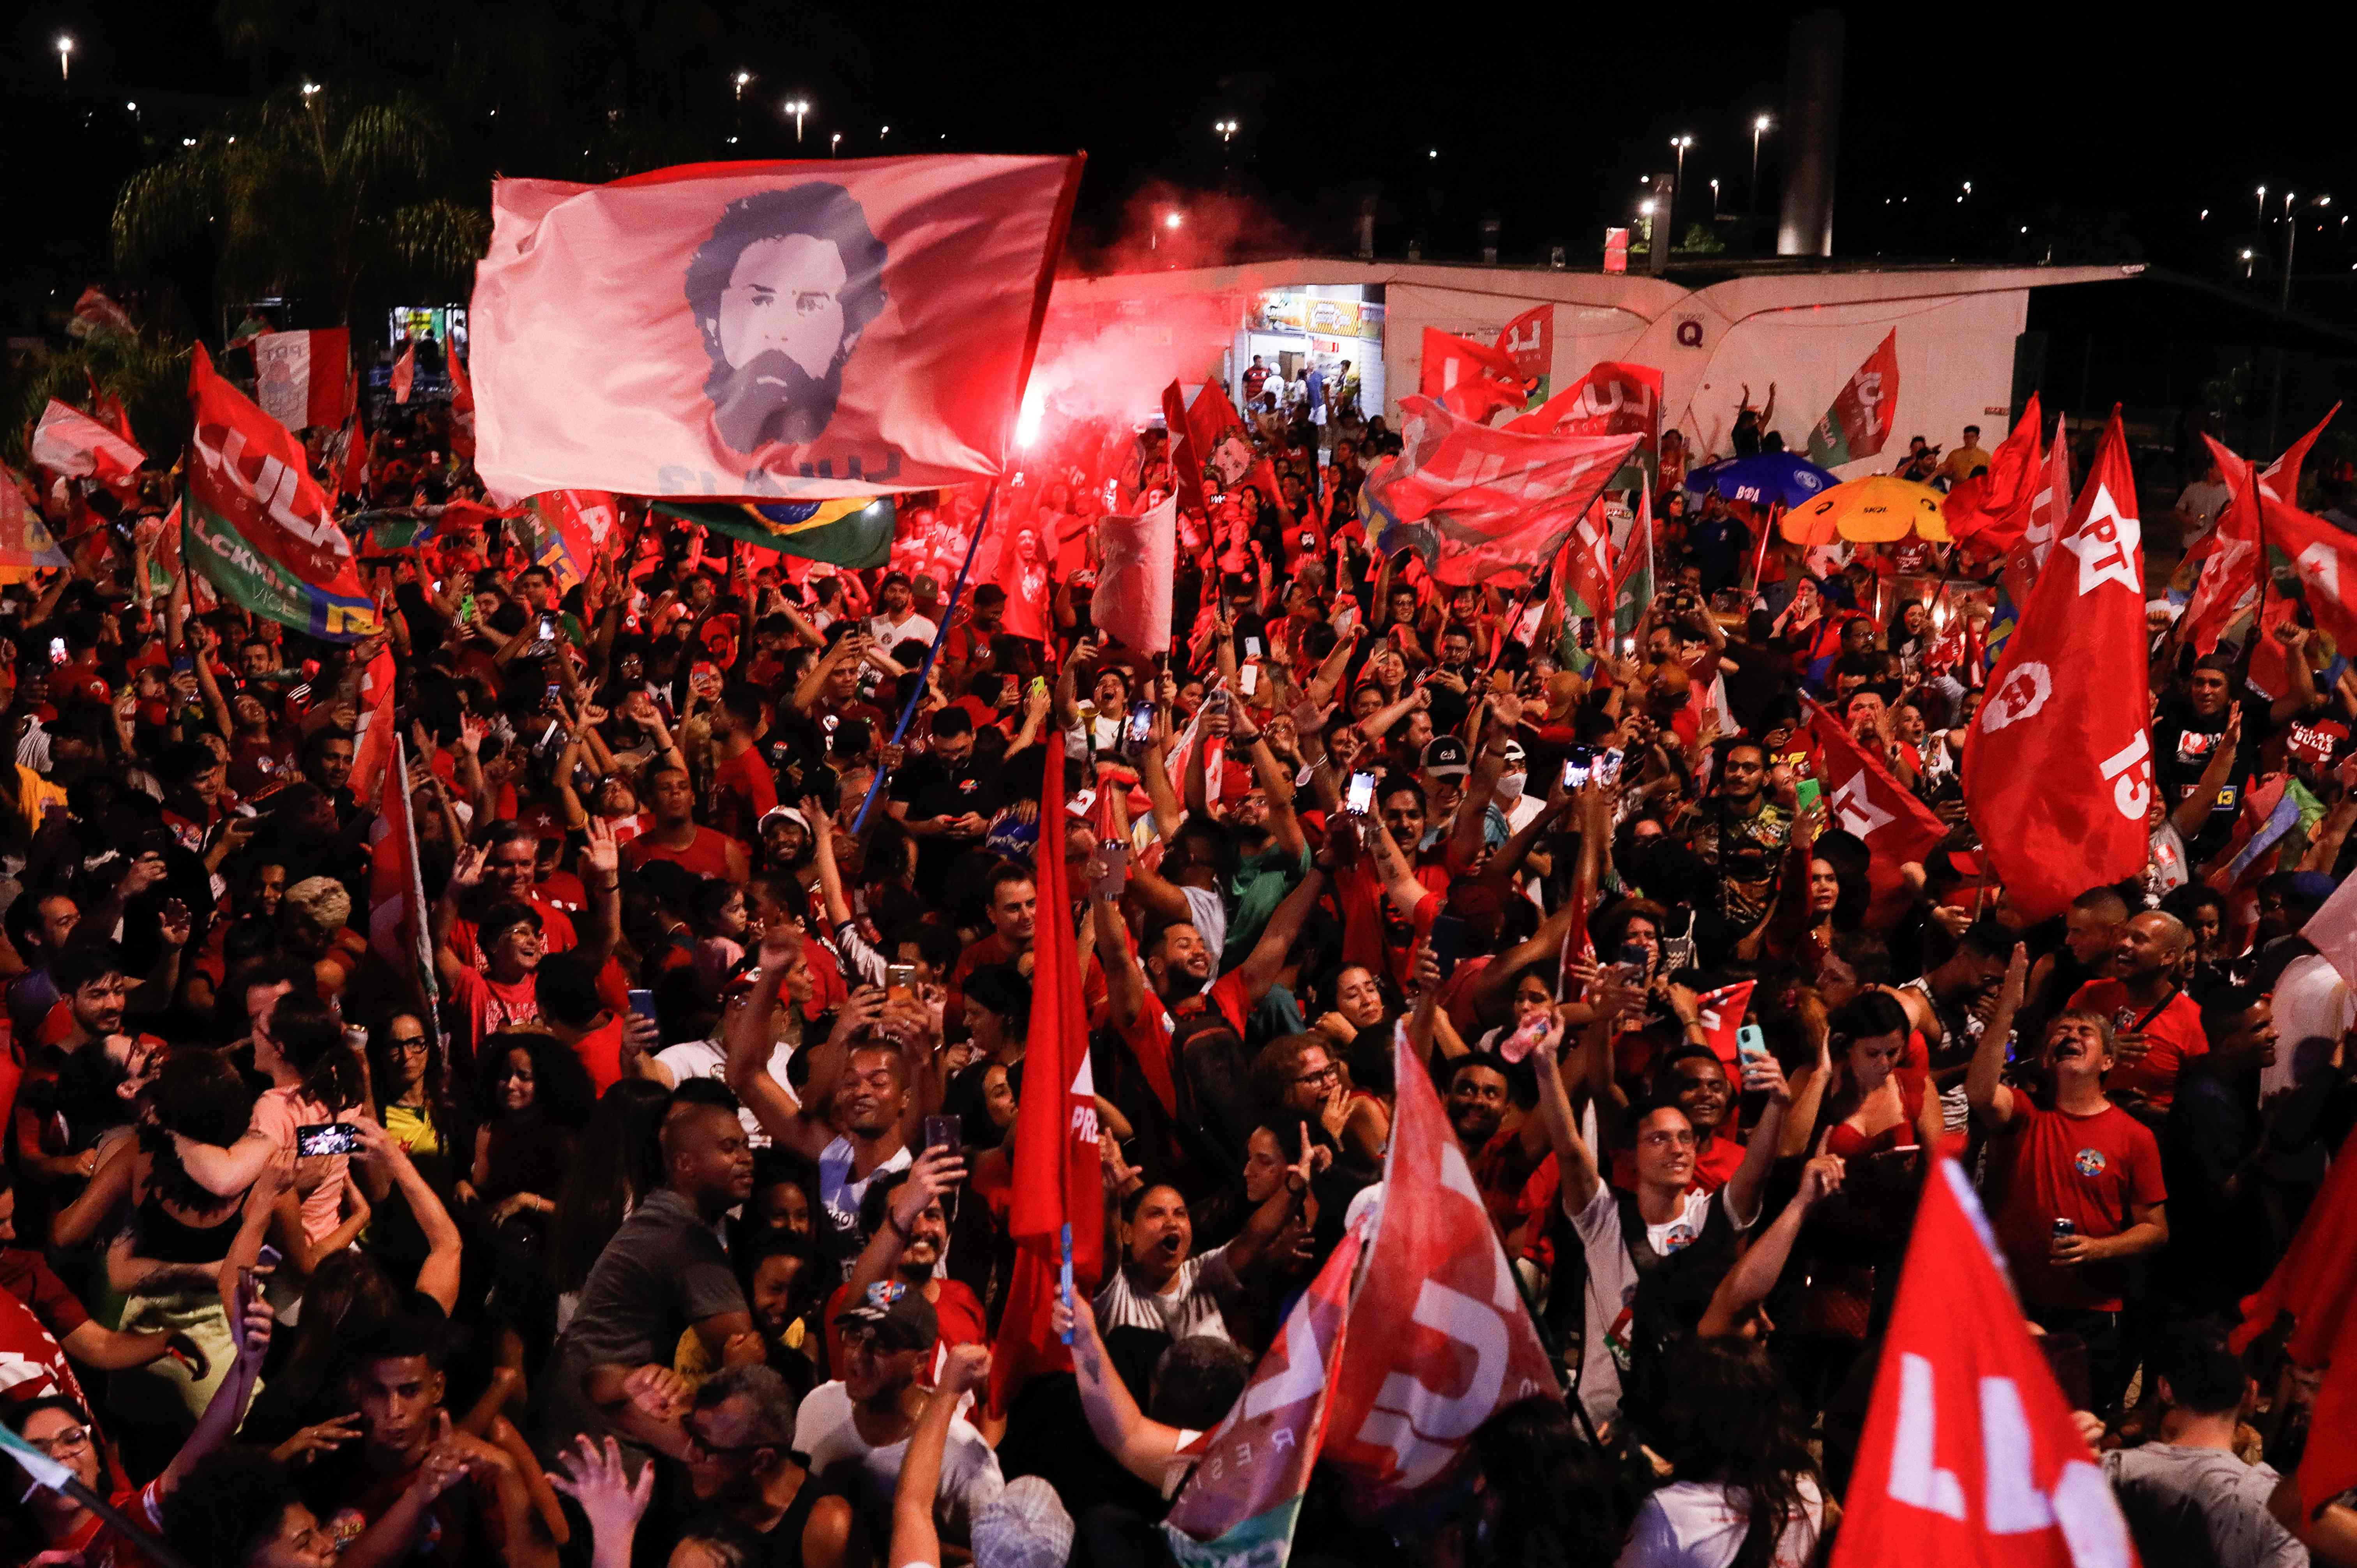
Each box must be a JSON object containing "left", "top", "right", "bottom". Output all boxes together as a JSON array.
[
  {"left": 448, "top": 966, "right": 543, "bottom": 1057},
  {"left": 1116, "top": 969, "right": 1249, "bottom": 1121},
  {"left": 569, "top": 1015, "right": 627, "bottom": 1094},
  {"left": 447, "top": 898, "right": 578, "bottom": 973},
  {"left": 709, "top": 745, "right": 779, "bottom": 843},
  {"left": 822, "top": 1277, "right": 989, "bottom": 1378},
  {"left": 2065, "top": 980, "right": 2207, "bottom": 1112},
  {"left": 622, "top": 826, "right": 746, "bottom": 881},
  {"left": 1991, "top": 1102, "right": 2166, "bottom": 1313}
]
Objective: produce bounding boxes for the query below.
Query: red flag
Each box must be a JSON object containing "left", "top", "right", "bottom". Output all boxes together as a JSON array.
[
  {"left": 1961, "top": 411, "right": 2152, "bottom": 924},
  {"left": 253, "top": 328, "right": 352, "bottom": 432},
  {"left": 30, "top": 399, "right": 145, "bottom": 492},
  {"left": 988, "top": 733, "right": 1103, "bottom": 1415},
  {"left": 1692, "top": 980, "right": 1757, "bottom": 1074},
  {"left": 1094, "top": 494, "right": 1175, "bottom": 654},
  {"left": 1161, "top": 380, "right": 1210, "bottom": 523},
  {"left": 1944, "top": 394, "right": 2042, "bottom": 557},
  {"left": 0, "top": 464, "right": 70, "bottom": 582},
  {"left": 2231, "top": 1121, "right": 2357, "bottom": 1515},
  {"left": 1506, "top": 360, "right": 1664, "bottom": 452},
  {"left": 1417, "top": 328, "right": 1525, "bottom": 424},
  {"left": 1564, "top": 497, "right": 1616, "bottom": 618},
  {"left": 1803, "top": 328, "right": 1901, "bottom": 468},
  {"left": 1362, "top": 394, "right": 1640, "bottom": 590},
  {"left": 1163, "top": 1228, "right": 1360, "bottom": 1559},
  {"left": 2241, "top": 463, "right": 2357, "bottom": 655},
  {"left": 1318, "top": 1028, "right": 1560, "bottom": 1504},
  {"left": 2187, "top": 410, "right": 2339, "bottom": 656},
  {"left": 390, "top": 340, "right": 417, "bottom": 404},
  {"left": 68, "top": 286, "right": 135, "bottom": 339},
  {"left": 83, "top": 371, "right": 135, "bottom": 446},
  {"left": 339, "top": 396, "right": 371, "bottom": 499},
  {"left": 1805, "top": 697, "right": 1952, "bottom": 913},
  {"left": 448, "top": 346, "right": 476, "bottom": 461},
  {"left": 1494, "top": 305, "right": 1553, "bottom": 405},
  {"left": 471, "top": 154, "right": 1082, "bottom": 503},
  {"left": 1830, "top": 1156, "right": 2136, "bottom": 1568}
]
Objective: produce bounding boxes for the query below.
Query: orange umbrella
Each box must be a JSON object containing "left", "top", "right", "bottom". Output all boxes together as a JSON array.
[{"left": 1779, "top": 475, "right": 1951, "bottom": 545}]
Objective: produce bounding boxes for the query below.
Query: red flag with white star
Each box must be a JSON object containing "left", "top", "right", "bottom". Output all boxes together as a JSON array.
[
  {"left": 1805, "top": 697, "right": 1952, "bottom": 917},
  {"left": 1961, "top": 410, "right": 2154, "bottom": 924}
]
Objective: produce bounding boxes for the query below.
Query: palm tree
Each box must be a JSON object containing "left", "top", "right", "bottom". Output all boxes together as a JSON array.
[
  {"left": 111, "top": 85, "right": 487, "bottom": 334},
  {"left": 0, "top": 324, "right": 194, "bottom": 471}
]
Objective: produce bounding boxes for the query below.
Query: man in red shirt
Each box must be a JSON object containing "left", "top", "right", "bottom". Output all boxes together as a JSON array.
[
  {"left": 707, "top": 685, "right": 779, "bottom": 842},
  {"left": 824, "top": 1148, "right": 988, "bottom": 1376},
  {"left": 2067, "top": 909, "right": 2205, "bottom": 1116},
  {"left": 622, "top": 763, "right": 751, "bottom": 883},
  {"left": 1972, "top": 955, "right": 2170, "bottom": 1418},
  {"left": 446, "top": 819, "right": 578, "bottom": 971},
  {"left": 944, "top": 864, "right": 1035, "bottom": 1032}
]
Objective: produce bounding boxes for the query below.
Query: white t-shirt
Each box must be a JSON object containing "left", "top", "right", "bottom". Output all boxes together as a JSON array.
[
  {"left": 870, "top": 612, "right": 939, "bottom": 650},
  {"left": 1569, "top": 1182, "right": 1757, "bottom": 1432},
  {"left": 1094, "top": 1243, "right": 1242, "bottom": 1343},
  {"left": 1617, "top": 1479, "right": 1826, "bottom": 1568},
  {"left": 793, "top": 1379, "right": 1002, "bottom": 1542},
  {"left": 654, "top": 1038, "right": 796, "bottom": 1144},
  {"left": 818, "top": 1134, "right": 913, "bottom": 1273}
]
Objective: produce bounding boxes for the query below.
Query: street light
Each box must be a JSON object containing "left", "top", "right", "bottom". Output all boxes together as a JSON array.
[
  {"left": 57, "top": 34, "right": 73, "bottom": 80},
  {"left": 2285, "top": 194, "right": 2331, "bottom": 309},
  {"left": 783, "top": 98, "right": 810, "bottom": 143},
  {"left": 830, "top": 131, "right": 841, "bottom": 156},
  {"left": 1668, "top": 136, "right": 1693, "bottom": 235},
  {"left": 733, "top": 71, "right": 751, "bottom": 100},
  {"left": 1710, "top": 178, "right": 1719, "bottom": 217},
  {"left": 1751, "top": 115, "right": 1772, "bottom": 210},
  {"left": 879, "top": 125, "right": 889, "bottom": 142},
  {"left": 1151, "top": 210, "right": 1182, "bottom": 251},
  {"left": 1214, "top": 119, "right": 1239, "bottom": 143}
]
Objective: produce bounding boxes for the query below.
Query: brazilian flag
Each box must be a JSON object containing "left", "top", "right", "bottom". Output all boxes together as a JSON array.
[{"left": 652, "top": 496, "right": 896, "bottom": 569}]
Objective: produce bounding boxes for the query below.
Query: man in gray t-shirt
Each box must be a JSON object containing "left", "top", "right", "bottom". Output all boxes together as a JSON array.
[
  {"left": 541, "top": 1096, "right": 755, "bottom": 1465},
  {"left": 2103, "top": 1328, "right": 2309, "bottom": 1568}
]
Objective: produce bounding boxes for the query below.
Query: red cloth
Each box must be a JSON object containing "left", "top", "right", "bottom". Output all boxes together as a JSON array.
[
  {"left": 1990, "top": 1102, "right": 2166, "bottom": 1313},
  {"left": 1829, "top": 1150, "right": 2134, "bottom": 1568},
  {"left": 1114, "top": 970, "right": 1247, "bottom": 1122},
  {"left": 823, "top": 1277, "right": 988, "bottom": 1377},
  {"left": 2064, "top": 980, "right": 2207, "bottom": 1112},
  {"left": 1960, "top": 412, "right": 2155, "bottom": 924},
  {"left": 2233, "top": 1125, "right": 2357, "bottom": 1515},
  {"left": 447, "top": 966, "right": 542, "bottom": 1057},
  {"left": 569, "top": 1015, "right": 627, "bottom": 1094},
  {"left": 707, "top": 744, "right": 778, "bottom": 842},
  {"left": 621, "top": 826, "right": 744, "bottom": 880}
]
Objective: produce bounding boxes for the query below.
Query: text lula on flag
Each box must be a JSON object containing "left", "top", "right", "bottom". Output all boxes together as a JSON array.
[{"left": 1804, "top": 328, "right": 1900, "bottom": 469}]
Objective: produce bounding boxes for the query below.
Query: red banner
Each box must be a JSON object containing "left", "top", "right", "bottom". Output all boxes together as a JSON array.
[
  {"left": 1094, "top": 494, "right": 1175, "bottom": 655},
  {"left": 1830, "top": 1156, "right": 2136, "bottom": 1568},
  {"left": 1418, "top": 328, "right": 1526, "bottom": 424},
  {"left": 1318, "top": 1027, "right": 1560, "bottom": 1504},
  {"left": 1944, "top": 394, "right": 2042, "bottom": 557},
  {"left": 1961, "top": 411, "right": 2153, "bottom": 923},
  {"left": 390, "top": 339, "right": 416, "bottom": 404},
  {"left": 30, "top": 399, "right": 145, "bottom": 491},
  {"left": 1804, "top": 328, "right": 1900, "bottom": 468},
  {"left": 253, "top": 328, "right": 352, "bottom": 433},
  {"left": 1507, "top": 360, "right": 1663, "bottom": 448},
  {"left": 1805, "top": 697, "right": 1952, "bottom": 915},
  {"left": 1494, "top": 305, "right": 1553, "bottom": 405},
  {"left": 472, "top": 154, "right": 1083, "bottom": 503},
  {"left": 1363, "top": 394, "right": 1640, "bottom": 590}
]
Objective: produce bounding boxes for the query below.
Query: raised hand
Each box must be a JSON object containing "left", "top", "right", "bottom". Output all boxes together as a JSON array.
[
  {"left": 451, "top": 842, "right": 489, "bottom": 891},
  {"left": 275, "top": 1413, "right": 364, "bottom": 1467},
  {"left": 621, "top": 1365, "right": 691, "bottom": 1423},
  {"left": 581, "top": 816, "right": 620, "bottom": 879},
  {"left": 1795, "top": 1153, "right": 1845, "bottom": 1207},
  {"left": 940, "top": 1342, "right": 992, "bottom": 1398}
]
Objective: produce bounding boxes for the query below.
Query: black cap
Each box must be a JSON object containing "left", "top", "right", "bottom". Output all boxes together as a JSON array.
[{"left": 833, "top": 1285, "right": 938, "bottom": 1352}]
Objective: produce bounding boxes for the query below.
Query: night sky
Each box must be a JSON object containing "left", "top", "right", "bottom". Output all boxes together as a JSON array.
[{"left": 7, "top": 2, "right": 2356, "bottom": 330}]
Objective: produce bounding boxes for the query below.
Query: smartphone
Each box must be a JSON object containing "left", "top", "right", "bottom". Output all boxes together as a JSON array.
[
  {"left": 922, "top": 1113, "right": 963, "bottom": 1154},
  {"left": 1562, "top": 743, "right": 1594, "bottom": 789},
  {"left": 1615, "top": 940, "right": 1652, "bottom": 988},
  {"left": 1736, "top": 1023, "right": 1769, "bottom": 1066},
  {"left": 48, "top": 637, "right": 66, "bottom": 665},
  {"left": 295, "top": 1123, "right": 361, "bottom": 1158},
  {"left": 543, "top": 682, "right": 561, "bottom": 712},
  {"left": 627, "top": 988, "right": 659, "bottom": 1025},
  {"left": 538, "top": 613, "right": 557, "bottom": 641},
  {"left": 1244, "top": 636, "right": 1263, "bottom": 659},
  {"left": 1428, "top": 913, "right": 1467, "bottom": 980},
  {"left": 1346, "top": 770, "right": 1376, "bottom": 815},
  {"left": 1124, "top": 701, "right": 1154, "bottom": 754},
  {"left": 1595, "top": 747, "right": 1624, "bottom": 787},
  {"left": 342, "top": 1024, "right": 369, "bottom": 1054},
  {"left": 885, "top": 962, "right": 918, "bottom": 1004},
  {"left": 1239, "top": 663, "right": 1260, "bottom": 696},
  {"left": 1795, "top": 777, "right": 1823, "bottom": 812},
  {"left": 256, "top": 1243, "right": 283, "bottom": 1272}
]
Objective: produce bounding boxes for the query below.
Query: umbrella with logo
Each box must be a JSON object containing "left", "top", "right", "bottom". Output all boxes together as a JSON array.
[
  {"left": 1684, "top": 452, "right": 1840, "bottom": 510},
  {"left": 1778, "top": 474, "right": 1951, "bottom": 546}
]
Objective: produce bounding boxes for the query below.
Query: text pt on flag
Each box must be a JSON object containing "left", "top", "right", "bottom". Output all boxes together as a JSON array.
[{"left": 470, "top": 153, "right": 1084, "bottom": 504}]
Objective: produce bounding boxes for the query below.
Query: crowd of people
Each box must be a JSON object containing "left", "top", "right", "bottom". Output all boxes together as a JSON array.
[{"left": 2, "top": 334, "right": 2355, "bottom": 1568}]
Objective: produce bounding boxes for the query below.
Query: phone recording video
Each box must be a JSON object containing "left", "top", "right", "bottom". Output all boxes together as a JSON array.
[
  {"left": 1562, "top": 744, "right": 1595, "bottom": 789},
  {"left": 1345, "top": 770, "right": 1376, "bottom": 816},
  {"left": 295, "top": 1123, "right": 361, "bottom": 1158}
]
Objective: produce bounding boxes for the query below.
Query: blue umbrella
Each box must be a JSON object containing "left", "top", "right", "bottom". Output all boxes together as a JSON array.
[{"left": 1684, "top": 452, "right": 1840, "bottom": 509}]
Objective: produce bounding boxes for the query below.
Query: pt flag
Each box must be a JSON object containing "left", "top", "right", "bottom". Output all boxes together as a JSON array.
[
  {"left": 519, "top": 490, "right": 618, "bottom": 589},
  {"left": 1417, "top": 328, "right": 1525, "bottom": 424},
  {"left": 1961, "top": 411, "right": 2151, "bottom": 925},
  {"left": 471, "top": 154, "right": 1083, "bottom": 503},
  {"left": 1163, "top": 1229, "right": 1360, "bottom": 1567},
  {"left": 1161, "top": 381, "right": 1210, "bottom": 522},
  {"left": 1094, "top": 493, "right": 1176, "bottom": 654},
  {"left": 1363, "top": 394, "right": 1640, "bottom": 590},
  {"left": 185, "top": 345, "right": 379, "bottom": 641},
  {"left": 1804, "top": 328, "right": 1900, "bottom": 469},
  {"left": 1829, "top": 1156, "right": 2135, "bottom": 1568},
  {"left": 988, "top": 732, "right": 1104, "bottom": 1417},
  {"left": 253, "top": 329, "right": 352, "bottom": 433},
  {"left": 31, "top": 399, "right": 145, "bottom": 491},
  {"left": 1318, "top": 1027, "right": 1559, "bottom": 1505},
  {"left": 1495, "top": 304, "right": 1553, "bottom": 405},
  {"left": 1805, "top": 696, "right": 1952, "bottom": 915}
]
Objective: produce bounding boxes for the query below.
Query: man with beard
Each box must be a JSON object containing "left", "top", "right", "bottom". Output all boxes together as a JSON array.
[
  {"left": 1606, "top": 1044, "right": 1747, "bottom": 1196},
  {"left": 887, "top": 707, "right": 989, "bottom": 901},
  {"left": 2067, "top": 910, "right": 2205, "bottom": 1118},
  {"left": 792, "top": 1291, "right": 1002, "bottom": 1549},
  {"left": 2150, "top": 654, "right": 2268, "bottom": 860},
  {"left": 315, "top": 1311, "right": 554, "bottom": 1568},
  {"left": 686, "top": 182, "right": 890, "bottom": 456},
  {"left": 1969, "top": 956, "right": 2168, "bottom": 1419},
  {"left": 1438, "top": 1051, "right": 1553, "bottom": 1238},
  {"left": 1670, "top": 739, "right": 1790, "bottom": 955},
  {"left": 826, "top": 1146, "right": 987, "bottom": 1373}
]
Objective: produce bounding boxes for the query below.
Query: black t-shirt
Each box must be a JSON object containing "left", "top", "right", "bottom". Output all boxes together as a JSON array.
[
  {"left": 890, "top": 752, "right": 988, "bottom": 892},
  {"left": 2150, "top": 699, "right": 2257, "bottom": 855}
]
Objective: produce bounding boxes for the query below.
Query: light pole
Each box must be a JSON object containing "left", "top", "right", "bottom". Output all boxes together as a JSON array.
[
  {"left": 1669, "top": 136, "right": 1693, "bottom": 237},
  {"left": 2284, "top": 194, "right": 2331, "bottom": 310},
  {"left": 1751, "top": 115, "right": 1772, "bottom": 212},
  {"left": 1710, "top": 178, "right": 1720, "bottom": 219},
  {"left": 733, "top": 71, "right": 751, "bottom": 100},
  {"left": 2255, "top": 185, "right": 2267, "bottom": 260},
  {"left": 831, "top": 132, "right": 841, "bottom": 157},
  {"left": 784, "top": 98, "right": 810, "bottom": 143},
  {"left": 1151, "top": 210, "right": 1182, "bottom": 252},
  {"left": 57, "top": 34, "right": 74, "bottom": 80},
  {"left": 1214, "top": 119, "right": 1238, "bottom": 143}
]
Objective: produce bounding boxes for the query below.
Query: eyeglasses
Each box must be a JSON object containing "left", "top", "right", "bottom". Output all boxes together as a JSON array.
[
  {"left": 390, "top": 1036, "right": 430, "bottom": 1054},
  {"left": 1638, "top": 1129, "right": 1698, "bottom": 1150},
  {"left": 25, "top": 1425, "right": 91, "bottom": 1457},
  {"left": 1292, "top": 1063, "right": 1342, "bottom": 1089}
]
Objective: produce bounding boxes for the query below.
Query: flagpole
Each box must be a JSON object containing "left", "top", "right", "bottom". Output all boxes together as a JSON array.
[
  {"left": 391, "top": 731, "right": 444, "bottom": 1072},
  {"left": 851, "top": 482, "right": 1000, "bottom": 835}
]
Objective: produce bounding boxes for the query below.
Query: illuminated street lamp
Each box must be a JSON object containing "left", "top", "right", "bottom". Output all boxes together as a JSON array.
[
  {"left": 1214, "top": 119, "right": 1239, "bottom": 143},
  {"left": 831, "top": 131, "right": 841, "bottom": 156},
  {"left": 733, "top": 70, "right": 751, "bottom": 100},
  {"left": 1152, "top": 210, "right": 1183, "bottom": 251},
  {"left": 1752, "top": 114, "right": 1772, "bottom": 198},
  {"left": 57, "top": 34, "right": 74, "bottom": 80},
  {"left": 784, "top": 98, "right": 811, "bottom": 143}
]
